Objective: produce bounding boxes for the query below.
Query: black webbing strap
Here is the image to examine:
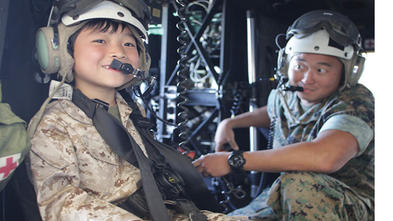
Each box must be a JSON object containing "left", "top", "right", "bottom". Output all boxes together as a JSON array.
[
  {"left": 72, "top": 89, "right": 170, "bottom": 221},
  {"left": 129, "top": 113, "right": 209, "bottom": 221}
]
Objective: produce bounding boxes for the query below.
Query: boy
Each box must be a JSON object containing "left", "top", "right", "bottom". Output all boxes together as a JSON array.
[{"left": 28, "top": 1, "right": 243, "bottom": 220}]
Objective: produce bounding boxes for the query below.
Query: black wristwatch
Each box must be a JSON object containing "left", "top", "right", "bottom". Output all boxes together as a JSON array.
[{"left": 227, "top": 151, "right": 246, "bottom": 171}]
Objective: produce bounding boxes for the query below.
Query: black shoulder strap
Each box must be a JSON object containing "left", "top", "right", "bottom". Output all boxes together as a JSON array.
[{"left": 72, "top": 89, "right": 170, "bottom": 221}]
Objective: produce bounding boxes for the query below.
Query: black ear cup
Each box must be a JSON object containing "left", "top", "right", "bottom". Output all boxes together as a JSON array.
[{"left": 35, "top": 27, "right": 60, "bottom": 74}]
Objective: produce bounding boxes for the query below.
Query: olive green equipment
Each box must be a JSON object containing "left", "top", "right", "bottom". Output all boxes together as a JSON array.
[{"left": 0, "top": 81, "right": 29, "bottom": 192}]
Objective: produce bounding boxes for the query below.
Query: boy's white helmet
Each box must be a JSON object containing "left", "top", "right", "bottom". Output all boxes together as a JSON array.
[
  {"left": 276, "top": 10, "right": 365, "bottom": 89},
  {"left": 62, "top": 1, "right": 148, "bottom": 41}
]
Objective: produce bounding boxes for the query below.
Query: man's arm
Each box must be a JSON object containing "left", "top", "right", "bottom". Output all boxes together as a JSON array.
[
  {"left": 243, "top": 129, "right": 358, "bottom": 173},
  {"left": 215, "top": 106, "right": 270, "bottom": 151},
  {"left": 195, "top": 129, "right": 358, "bottom": 177},
  {"left": 223, "top": 106, "right": 270, "bottom": 128}
]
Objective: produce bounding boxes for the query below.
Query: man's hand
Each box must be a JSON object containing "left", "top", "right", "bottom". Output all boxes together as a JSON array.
[
  {"left": 214, "top": 119, "right": 239, "bottom": 152},
  {"left": 192, "top": 152, "right": 231, "bottom": 177}
]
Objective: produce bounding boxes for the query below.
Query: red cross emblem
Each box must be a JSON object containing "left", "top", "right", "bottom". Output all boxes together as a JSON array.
[{"left": 0, "top": 153, "right": 21, "bottom": 181}]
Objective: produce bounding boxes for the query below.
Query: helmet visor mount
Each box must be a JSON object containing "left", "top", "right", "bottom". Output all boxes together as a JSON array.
[{"left": 285, "top": 29, "right": 355, "bottom": 60}]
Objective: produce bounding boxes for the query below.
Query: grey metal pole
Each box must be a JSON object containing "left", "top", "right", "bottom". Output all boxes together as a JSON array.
[
  {"left": 157, "top": 3, "right": 169, "bottom": 141},
  {"left": 246, "top": 9, "right": 259, "bottom": 198}
]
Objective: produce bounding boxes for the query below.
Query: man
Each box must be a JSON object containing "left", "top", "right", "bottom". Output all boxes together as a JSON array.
[{"left": 193, "top": 10, "right": 374, "bottom": 220}]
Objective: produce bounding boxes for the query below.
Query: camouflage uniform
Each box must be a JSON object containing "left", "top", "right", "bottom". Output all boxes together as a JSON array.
[
  {"left": 230, "top": 84, "right": 374, "bottom": 220},
  {"left": 28, "top": 91, "right": 244, "bottom": 221}
]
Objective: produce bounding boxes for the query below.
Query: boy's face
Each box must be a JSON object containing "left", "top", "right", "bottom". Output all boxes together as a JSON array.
[
  {"left": 73, "top": 25, "right": 139, "bottom": 94},
  {"left": 288, "top": 53, "right": 343, "bottom": 106}
]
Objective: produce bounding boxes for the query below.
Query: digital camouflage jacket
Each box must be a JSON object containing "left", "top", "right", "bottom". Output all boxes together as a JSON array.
[{"left": 267, "top": 84, "right": 374, "bottom": 210}]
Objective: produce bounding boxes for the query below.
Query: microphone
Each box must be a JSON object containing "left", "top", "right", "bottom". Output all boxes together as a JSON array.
[
  {"left": 109, "top": 59, "right": 144, "bottom": 78},
  {"left": 283, "top": 85, "right": 304, "bottom": 92}
]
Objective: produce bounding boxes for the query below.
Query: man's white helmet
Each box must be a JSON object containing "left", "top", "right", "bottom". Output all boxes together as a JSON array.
[
  {"left": 285, "top": 29, "right": 354, "bottom": 60},
  {"left": 276, "top": 10, "right": 365, "bottom": 90}
]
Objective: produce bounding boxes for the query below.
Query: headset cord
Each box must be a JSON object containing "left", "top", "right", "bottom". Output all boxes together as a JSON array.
[
  {"left": 173, "top": 0, "right": 192, "bottom": 151},
  {"left": 230, "top": 90, "right": 242, "bottom": 117},
  {"left": 131, "top": 86, "right": 178, "bottom": 127}
]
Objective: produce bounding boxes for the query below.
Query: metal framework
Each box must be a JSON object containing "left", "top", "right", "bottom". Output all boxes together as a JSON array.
[{"left": 157, "top": 0, "right": 229, "bottom": 156}]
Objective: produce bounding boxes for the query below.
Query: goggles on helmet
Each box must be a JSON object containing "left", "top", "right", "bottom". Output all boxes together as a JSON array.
[{"left": 286, "top": 10, "right": 362, "bottom": 50}]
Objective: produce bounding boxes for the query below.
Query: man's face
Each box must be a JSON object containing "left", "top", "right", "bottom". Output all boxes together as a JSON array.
[
  {"left": 288, "top": 53, "right": 343, "bottom": 106},
  {"left": 72, "top": 25, "right": 139, "bottom": 95}
]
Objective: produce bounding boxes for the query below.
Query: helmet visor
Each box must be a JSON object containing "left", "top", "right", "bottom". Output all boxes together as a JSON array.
[{"left": 286, "top": 10, "right": 361, "bottom": 49}]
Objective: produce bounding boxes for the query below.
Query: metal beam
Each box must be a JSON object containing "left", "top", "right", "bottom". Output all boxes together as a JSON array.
[
  {"left": 0, "top": 0, "right": 10, "bottom": 73},
  {"left": 157, "top": 2, "right": 170, "bottom": 141}
]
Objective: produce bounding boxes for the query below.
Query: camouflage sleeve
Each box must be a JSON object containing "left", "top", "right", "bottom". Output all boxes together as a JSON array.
[
  {"left": 29, "top": 112, "right": 143, "bottom": 221},
  {"left": 318, "top": 114, "right": 373, "bottom": 156},
  {"left": 266, "top": 89, "right": 278, "bottom": 120}
]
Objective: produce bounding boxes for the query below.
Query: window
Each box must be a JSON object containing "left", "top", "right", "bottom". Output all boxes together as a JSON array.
[{"left": 359, "top": 52, "right": 377, "bottom": 95}]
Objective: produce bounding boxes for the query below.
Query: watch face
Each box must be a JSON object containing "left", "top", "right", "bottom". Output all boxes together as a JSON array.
[{"left": 228, "top": 152, "right": 245, "bottom": 169}]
